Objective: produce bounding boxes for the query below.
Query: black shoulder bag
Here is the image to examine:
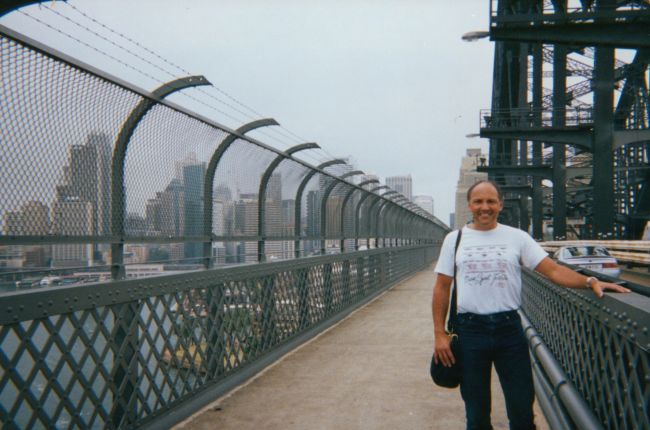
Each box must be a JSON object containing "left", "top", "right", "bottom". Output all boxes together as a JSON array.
[{"left": 430, "top": 229, "right": 462, "bottom": 388}]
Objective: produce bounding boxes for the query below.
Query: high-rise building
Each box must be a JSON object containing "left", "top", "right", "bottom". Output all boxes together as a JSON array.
[
  {"left": 51, "top": 200, "right": 93, "bottom": 267},
  {"left": 53, "top": 132, "right": 111, "bottom": 266},
  {"left": 3, "top": 201, "right": 50, "bottom": 235},
  {"left": 281, "top": 199, "right": 295, "bottom": 259},
  {"left": 55, "top": 132, "right": 111, "bottom": 237},
  {"left": 454, "top": 148, "right": 488, "bottom": 228},
  {"left": 145, "top": 178, "right": 185, "bottom": 237},
  {"left": 3, "top": 201, "right": 51, "bottom": 268},
  {"left": 413, "top": 195, "right": 434, "bottom": 216},
  {"left": 183, "top": 162, "right": 206, "bottom": 262},
  {"left": 304, "top": 190, "right": 320, "bottom": 255},
  {"left": 386, "top": 175, "right": 413, "bottom": 201},
  {"left": 234, "top": 197, "right": 258, "bottom": 263}
]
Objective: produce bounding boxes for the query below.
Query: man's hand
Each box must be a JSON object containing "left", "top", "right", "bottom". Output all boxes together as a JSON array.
[
  {"left": 434, "top": 334, "right": 456, "bottom": 367},
  {"left": 589, "top": 278, "right": 631, "bottom": 298}
]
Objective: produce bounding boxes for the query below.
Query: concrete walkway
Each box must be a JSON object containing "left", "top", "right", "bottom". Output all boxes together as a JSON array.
[{"left": 175, "top": 266, "right": 549, "bottom": 430}]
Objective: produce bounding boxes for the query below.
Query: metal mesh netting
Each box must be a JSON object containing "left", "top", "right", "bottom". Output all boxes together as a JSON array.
[
  {"left": 0, "top": 36, "right": 139, "bottom": 240},
  {"left": 124, "top": 105, "right": 228, "bottom": 239},
  {"left": 1, "top": 23, "right": 440, "bottom": 281},
  {"left": 263, "top": 159, "right": 310, "bottom": 239}
]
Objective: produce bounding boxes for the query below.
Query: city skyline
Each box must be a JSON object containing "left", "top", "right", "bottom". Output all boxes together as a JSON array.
[
  {"left": 0, "top": 1, "right": 494, "bottom": 222},
  {"left": 2, "top": 129, "right": 435, "bottom": 269}
]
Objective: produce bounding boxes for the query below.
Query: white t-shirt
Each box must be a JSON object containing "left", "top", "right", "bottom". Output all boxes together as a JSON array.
[{"left": 434, "top": 224, "right": 548, "bottom": 315}]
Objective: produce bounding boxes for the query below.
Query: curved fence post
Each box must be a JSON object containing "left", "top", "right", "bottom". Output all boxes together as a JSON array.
[
  {"left": 354, "top": 185, "right": 388, "bottom": 250},
  {"left": 373, "top": 192, "right": 398, "bottom": 246},
  {"left": 108, "top": 75, "right": 210, "bottom": 428},
  {"left": 257, "top": 142, "right": 319, "bottom": 262},
  {"left": 111, "top": 75, "right": 210, "bottom": 280},
  {"left": 339, "top": 179, "right": 378, "bottom": 252},
  {"left": 293, "top": 159, "right": 346, "bottom": 258},
  {"left": 363, "top": 190, "right": 387, "bottom": 248},
  {"left": 318, "top": 170, "right": 363, "bottom": 255},
  {"left": 386, "top": 204, "right": 402, "bottom": 247},
  {"left": 202, "top": 118, "right": 279, "bottom": 268}
]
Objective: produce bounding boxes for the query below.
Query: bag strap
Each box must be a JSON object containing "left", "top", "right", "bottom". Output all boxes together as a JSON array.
[{"left": 447, "top": 228, "right": 463, "bottom": 333}]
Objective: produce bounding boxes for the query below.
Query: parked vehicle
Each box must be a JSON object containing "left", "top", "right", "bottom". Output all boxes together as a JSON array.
[{"left": 553, "top": 245, "right": 621, "bottom": 277}]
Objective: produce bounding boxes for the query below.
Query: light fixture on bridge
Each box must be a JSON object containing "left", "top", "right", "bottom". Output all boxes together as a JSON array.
[{"left": 461, "top": 31, "right": 490, "bottom": 42}]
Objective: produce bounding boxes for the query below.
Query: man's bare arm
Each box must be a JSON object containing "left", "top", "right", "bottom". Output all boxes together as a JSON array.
[{"left": 534, "top": 257, "right": 630, "bottom": 298}]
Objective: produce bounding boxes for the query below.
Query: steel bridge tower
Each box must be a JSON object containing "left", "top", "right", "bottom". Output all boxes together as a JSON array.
[{"left": 479, "top": 0, "right": 650, "bottom": 240}]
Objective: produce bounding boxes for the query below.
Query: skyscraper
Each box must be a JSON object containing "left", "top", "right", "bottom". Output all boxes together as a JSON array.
[
  {"left": 385, "top": 175, "right": 412, "bottom": 201},
  {"left": 183, "top": 162, "right": 206, "bottom": 263},
  {"left": 55, "top": 132, "right": 111, "bottom": 237},
  {"left": 51, "top": 200, "right": 93, "bottom": 267},
  {"left": 414, "top": 195, "right": 434, "bottom": 216},
  {"left": 52, "top": 132, "right": 111, "bottom": 266}
]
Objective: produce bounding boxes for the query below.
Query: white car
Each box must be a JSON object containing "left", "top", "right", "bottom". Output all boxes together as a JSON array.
[{"left": 553, "top": 245, "right": 621, "bottom": 278}]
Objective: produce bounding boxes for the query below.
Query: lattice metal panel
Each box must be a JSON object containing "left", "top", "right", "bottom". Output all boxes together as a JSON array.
[
  {"left": 0, "top": 245, "right": 437, "bottom": 429},
  {"left": 522, "top": 269, "right": 650, "bottom": 430}
]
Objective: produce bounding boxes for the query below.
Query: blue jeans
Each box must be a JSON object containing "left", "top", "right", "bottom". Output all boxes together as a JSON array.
[{"left": 457, "top": 310, "right": 535, "bottom": 430}]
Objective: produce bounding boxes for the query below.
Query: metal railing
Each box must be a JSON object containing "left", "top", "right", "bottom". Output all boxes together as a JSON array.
[
  {"left": 480, "top": 107, "right": 594, "bottom": 130},
  {"left": 0, "top": 244, "right": 439, "bottom": 429},
  {"left": 0, "top": 18, "right": 451, "bottom": 430},
  {"left": 521, "top": 268, "right": 650, "bottom": 430},
  {"left": 0, "top": 25, "right": 447, "bottom": 293}
]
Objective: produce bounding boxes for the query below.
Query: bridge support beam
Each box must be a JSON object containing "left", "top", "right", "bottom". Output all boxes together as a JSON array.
[{"left": 593, "top": 45, "right": 616, "bottom": 238}]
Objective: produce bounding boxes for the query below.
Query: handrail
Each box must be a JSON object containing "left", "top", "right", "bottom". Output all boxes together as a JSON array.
[{"left": 520, "top": 312, "right": 604, "bottom": 430}]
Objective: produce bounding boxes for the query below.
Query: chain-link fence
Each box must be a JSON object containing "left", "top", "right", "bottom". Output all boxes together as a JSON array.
[{"left": 0, "top": 25, "right": 447, "bottom": 293}]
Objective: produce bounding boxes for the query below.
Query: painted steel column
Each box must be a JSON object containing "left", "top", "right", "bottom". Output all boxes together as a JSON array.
[
  {"left": 111, "top": 75, "right": 210, "bottom": 280},
  {"left": 257, "top": 142, "right": 319, "bottom": 262},
  {"left": 552, "top": 45, "right": 567, "bottom": 240},
  {"left": 593, "top": 42, "right": 616, "bottom": 237},
  {"left": 531, "top": 43, "right": 544, "bottom": 240},
  {"left": 203, "top": 118, "right": 279, "bottom": 267},
  {"left": 339, "top": 179, "right": 378, "bottom": 252},
  {"left": 319, "top": 170, "right": 363, "bottom": 255},
  {"left": 293, "top": 159, "right": 346, "bottom": 258}
]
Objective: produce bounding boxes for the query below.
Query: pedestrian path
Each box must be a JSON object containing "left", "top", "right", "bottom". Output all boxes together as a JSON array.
[{"left": 175, "top": 266, "right": 549, "bottom": 430}]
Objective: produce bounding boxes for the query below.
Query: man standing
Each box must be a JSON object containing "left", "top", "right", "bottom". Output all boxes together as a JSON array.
[{"left": 432, "top": 180, "right": 629, "bottom": 430}]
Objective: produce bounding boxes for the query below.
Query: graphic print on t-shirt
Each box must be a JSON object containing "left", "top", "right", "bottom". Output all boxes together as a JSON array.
[{"left": 461, "top": 244, "right": 509, "bottom": 288}]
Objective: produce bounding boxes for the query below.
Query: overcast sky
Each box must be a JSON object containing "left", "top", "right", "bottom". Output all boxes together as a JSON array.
[{"left": 1, "top": 0, "right": 494, "bottom": 223}]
